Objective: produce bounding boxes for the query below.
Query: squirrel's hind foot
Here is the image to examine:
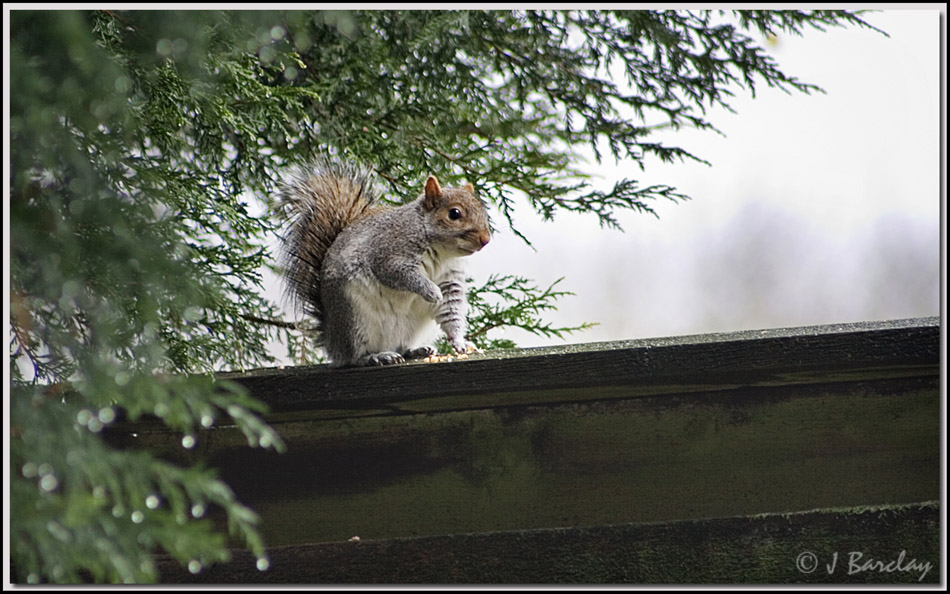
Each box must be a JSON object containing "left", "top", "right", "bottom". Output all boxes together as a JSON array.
[
  {"left": 358, "top": 351, "right": 405, "bottom": 366},
  {"left": 352, "top": 346, "right": 436, "bottom": 366},
  {"left": 403, "top": 346, "right": 436, "bottom": 360}
]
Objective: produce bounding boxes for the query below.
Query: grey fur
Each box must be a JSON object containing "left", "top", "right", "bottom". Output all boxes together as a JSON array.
[{"left": 278, "top": 159, "right": 490, "bottom": 367}]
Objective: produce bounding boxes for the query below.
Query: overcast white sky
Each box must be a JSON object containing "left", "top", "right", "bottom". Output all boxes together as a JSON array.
[{"left": 464, "top": 8, "right": 944, "bottom": 348}]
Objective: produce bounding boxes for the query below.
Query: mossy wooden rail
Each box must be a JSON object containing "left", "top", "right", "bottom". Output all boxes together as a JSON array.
[{"left": 126, "top": 317, "right": 941, "bottom": 584}]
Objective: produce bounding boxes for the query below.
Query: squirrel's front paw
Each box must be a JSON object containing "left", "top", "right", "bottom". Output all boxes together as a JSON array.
[
  {"left": 449, "top": 338, "right": 478, "bottom": 355},
  {"left": 421, "top": 284, "right": 442, "bottom": 304},
  {"left": 360, "top": 351, "right": 405, "bottom": 366}
]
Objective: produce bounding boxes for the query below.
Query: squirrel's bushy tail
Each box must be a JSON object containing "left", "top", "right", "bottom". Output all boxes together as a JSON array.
[{"left": 278, "top": 158, "right": 381, "bottom": 328}]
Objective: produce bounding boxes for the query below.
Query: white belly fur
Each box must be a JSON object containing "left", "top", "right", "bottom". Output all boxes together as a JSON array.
[{"left": 344, "top": 277, "right": 438, "bottom": 354}]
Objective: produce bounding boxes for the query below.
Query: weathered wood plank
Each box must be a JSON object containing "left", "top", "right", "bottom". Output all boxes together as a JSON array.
[
  {"left": 216, "top": 317, "right": 939, "bottom": 419},
  {"left": 157, "top": 502, "right": 940, "bottom": 584},
  {"left": 105, "top": 318, "right": 941, "bottom": 583},
  {"left": 200, "top": 375, "right": 939, "bottom": 547}
]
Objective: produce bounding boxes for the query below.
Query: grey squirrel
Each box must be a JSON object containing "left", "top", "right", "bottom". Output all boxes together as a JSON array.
[{"left": 278, "top": 159, "right": 491, "bottom": 367}]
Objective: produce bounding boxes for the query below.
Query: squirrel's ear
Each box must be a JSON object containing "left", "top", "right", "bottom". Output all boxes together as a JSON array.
[
  {"left": 424, "top": 176, "right": 442, "bottom": 207},
  {"left": 463, "top": 183, "right": 475, "bottom": 193}
]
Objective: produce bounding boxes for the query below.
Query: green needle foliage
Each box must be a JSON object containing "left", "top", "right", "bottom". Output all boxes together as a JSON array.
[
  {"left": 9, "top": 9, "right": 881, "bottom": 583},
  {"left": 462, "top": 276, "right": 598, "bottom": 352}
]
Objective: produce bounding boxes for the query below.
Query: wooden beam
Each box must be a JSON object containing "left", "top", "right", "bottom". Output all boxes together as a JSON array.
[
  {"left": 215, "top": 317, "right": 939, "bottom": 419},
  {"left": 157, "top": 502, "right": 940, "bottom": 584},
  {"left": 103, "top": 318, "right": 941, "bottom": 584}
]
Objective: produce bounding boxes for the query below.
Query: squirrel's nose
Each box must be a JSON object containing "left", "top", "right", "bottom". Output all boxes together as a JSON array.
[{"left": 479, "top": 232, "right": 491, "bottom": 249}]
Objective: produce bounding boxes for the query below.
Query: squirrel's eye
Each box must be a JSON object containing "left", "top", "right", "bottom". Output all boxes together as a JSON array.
[{"left": 448, "top": 208, "right": 463, "bottom": 220}]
